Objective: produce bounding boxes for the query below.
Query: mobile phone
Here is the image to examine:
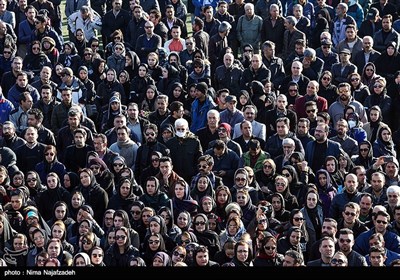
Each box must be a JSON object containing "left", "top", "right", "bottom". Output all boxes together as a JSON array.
[{"left": 384, "top": 156, "right": 393, "bottom": 163}]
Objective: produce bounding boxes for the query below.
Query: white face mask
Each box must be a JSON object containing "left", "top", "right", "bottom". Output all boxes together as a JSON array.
[
  {"left": 175, "top": 131, "right": 186, "bottom": 138},
  {"left": 348, "top": 120, "right": 356, "bottom": 129}
]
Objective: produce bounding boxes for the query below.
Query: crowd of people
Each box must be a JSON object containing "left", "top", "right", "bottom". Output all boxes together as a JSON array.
[{"left": 2, "top": 0, "right": 400, "bottom": 269}]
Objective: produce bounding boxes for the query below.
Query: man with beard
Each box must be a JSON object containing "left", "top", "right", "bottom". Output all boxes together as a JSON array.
[
  {"left": 0, "top": 121, "right": 25, "bottom": 150},
  {"left": 306, "top": 123, "right": 345, "bottom": 173},
  {"left": 337, "top": 228, "right": 368, "bottom": 266},
  {"left": 294, "top": 80, "right": 328, "bottom": 119},
  {"left": 330, "top": 118, "right": 359, "bottom": 157},
  {"left": 328, "top": 82, "right": 367, "bottom": 127},
  {"left": 56, "top": 107, "right": 93, "bottom": 162},
  {"left": 308, "top": 218, "right": 338, "bottom": 261},
  {"left": 134, "top": 123, "right": 170, "bottom": 182},
  {"left": 109, "top": 125, "right": 139, "bottom": 170},
  {"left": 165, "top": 118, "right": 203, "bottom": 183},
  {"left": 33, "top": 84, "right": 59, "bottom": 130},
  {"left": 190, "top": 154, "right": 223, "bottom": 191},
  {"left": 24, "top": 108, "right": 56, "bottom": 146},
  {"left": 15, "top": 126, "right": 46, "bottom": 174},
  {"left": 64, "top": 128, "right": 94, "bottom": 173}
]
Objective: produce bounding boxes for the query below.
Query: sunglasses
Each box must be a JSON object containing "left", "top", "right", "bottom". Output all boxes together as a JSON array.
[
  {"left": 263, "top": 165, "right": 272, "bottom": 169},
  {"left": 82, "top": 239, "right": 93, "bottom": 245},
  {"left": 84, "top": 53, "right": 92, "bottom": 56},
  {"left": 282, "top": 173, "right": 291, "bottom": 177},
  {"left": 258, "top": 219, "right": 267, "bottom": 224},
  {"left": 115, "top": 47, "right": 123, "bottom": 51},
  {"left": 374, "top": 84, "right": 383, "bottom": 88},
  {"left": 113, "top": 163, "right": 123, "bottom": 167},
  {"left": 91, "top": 44, "right": 99, "bottom": 47},
  {"left": 375, "top": 220, "right": 388, "bottom": 225},
  {"left": 194, "top": 221, "right": 206, "bottom": 226},
  {"left": 322, "top": 76, "right": 331, "bottom": 81},
  {"left": 115, "top": 235, "right": 127, "bottom": 240},
  {"left": 3, "top": 51, "right": 11, "bottom": 54},
  {"left": 27, "top": 178, "right": 37, "bottom": 182},
  {"left": 151, "top": 158, "right": 159, "bottom": 162},
  {"left": 90, "top": 166, "right": 100, "bottom": 170},
  {"left": 359, "top": 148, "right": 369, "bottom": 152},
  {"left": 145, "top": 132, "right": 155, "bottom": 136},
  {"left": 148, "top": 239, "right": 160, "bottom": 244},
  {"left": 92, "top": 254, "right": 103, "bottom": 257},
  {"left": 331, "top": 258, "right": 345, "bottom": 265},
  {"left": 198, "top": 164, "right": 208, "bottom": 169},
  {"left": 173, "top": 251, "right": 185, "bottom": 258},
  {"left": 307, "top": 109, "right": 316, "bottom": 113},
  {"left": 131, "top": 210, "right": 141, "bottom": 215},
  {"left": 235, "top": 177, "right": 246, "bottom": 182},
  {"left": 176, "top": 128, "right": 186, "bottom": 132},
  {"left": 34, "top": 21, "right": 41, "bottom": 25},
  {"left": 293, "top": 217, "right": 304, "bottom": 222},
  {"left": 264, "top": 246, "right": 276, "bottom": 250},
  {"left": 45, "top": 152, "right": 55, "bottom": 156},
  {"left": 344, "top": 211, "right": 356, "bottom": 217}
]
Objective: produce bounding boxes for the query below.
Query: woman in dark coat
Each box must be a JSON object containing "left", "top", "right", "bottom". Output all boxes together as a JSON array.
[
  {"left": 23, "top": 40, "right": 52, "bottom": 76},
  {"left": 374, "top": 41, "right": 400, "bottom": 84},
  {"left": 107, "top": 178, "right": 139, "bottom": 213},
  {"left": 96, "top": 68, "right": 126, "bottom": 109},
  {"left": 74, "top": 168, "right": 109, "bottom": 224},
  {"left": 364, "top": 77, "right": 392, "bottom": 125},
  {"left": 129, "top": 63, "right": 156, "bottom": 104}
]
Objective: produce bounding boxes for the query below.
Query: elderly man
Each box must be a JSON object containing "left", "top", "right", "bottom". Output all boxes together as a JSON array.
[
  {"left": 68, "top": 5, "right": 102, "bottom": 41},
  {"left": 233, "top": 104, "right": 266, "bottom": 141},
  {"left": 282, "top": 15, "right": 306, "bottom": 59},
  {"left": 301, "top": 48, "right": 324, "bottom": 81},
  {"left": 236, "top": 3, "right": 263, "bottom": 53},
  {"left": 165, "top": 118, "right": 203, "bottom": 183}
]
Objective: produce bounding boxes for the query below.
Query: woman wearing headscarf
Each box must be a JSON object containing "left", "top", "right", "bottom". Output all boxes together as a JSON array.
[
  {"left": 282, "top": 165, "right": 307, "bottom": 208},
  {"left": 62, "top": 172, "right": 79, "bottom": 193},
  {"left": 253, "top": 233, "right": 284, "bottom": 266},
  {"left": 129, "top": 63, "right": 156, "bottom": 104},
  {"left": 229, "top": 240, "right": 253, "bottom": 267},
  {"left": 157, "top": 63, "right": 182, "bottom": 95},
  {"left": 152, "top": 251, "right": 172, "bottom": 266},
  {"left": 107, "top": 178, "right": 139, "bottom": 213},
  {"left": 140, "top": 232, "right": 167, "bottom": 266},
  {"left": 88, "top": 157, "right": 115, "bottom": 198},
  {"left": 72, "top": 28, "right": 87, "bottom": 58},
  {"left": 158, "top": 206, "right": 182, "bottom": 243},
  {"left": 219, "top": 215, "right": 246, "bottom": 248},
  {"left": 96, "top": 68, "right": 126, "bottom": 110},
  {"left": 90, "top": 58, "right": 108, "bottom": 90},
  {"left": 0, "top": 214, "right": 17, "bottom": 258},
  {"left": 361, "top": 62, "right": 381, "bottom": 91},
  {"left": 300, "top": 189, "right": 324, "bottom": 250},
  {"left": 374, "top": 41, "right": 400, "bottom": 84},
  {"left": 111, "top": 209, "right": 140, "bottom": 250},
  {"left": 75, "top": 168, "right": 109, "bottom": 224},
  {"left": 143, "top": 215, "right": 176, "bottom": 252},
  {"left": 192, "top": 213, "right": 221, "bottom": 258},
  {"left": 351, "top": 141, "right": 376, "bottom": 171},
  {"left": 46, "top": 200, "right": 75, "bottom": 229},
  {"left": 349, "top": 72, "right": 370, "bottom": 105},
  {"left": 104, "top": 226, "right": 140, "bottom": 266},
  {"left": 269, "top": 192, "right": 290, "bottom": 223},
  {"left": 124, "top": 50, "right": 141, "bottom": 79},
  {"left": 315, "top": 170, "right": 337, "bottom": 217},
  {"left": 26, "top": 228, "right": 49, "bottom": 266},
  {"left": 255, "top": 159, "right": 278, "bottom": 199},
  {"left": 140, "top": 84, "right": 158, "bottom": 114},
  {"left": 107, "top": 42, "right": 126, "bottom": 76},
  {"left": 141, "top": 151, "right": 162, "bottom": 187},
  {"left": 25, "top": 170, "right": 47, "bottom": 205},
  {"left": 140, "top": 176, "right": 170, "bottom": 213},
  {"left": 373, "top": 125, "right": 397, "bottom": 158},
  {"left": 364, "top": 77, "right": 392, "bottom": 125},
  {"left": 58, "top": 41, "right": 81, "bottom": 74},
  {"left": 190, "top": 175, "right": 215, "bottom": 205},
  {"left": 172, "top": 178, "right": 199, "bottom": 217},
  {"left": 23, "top": 40, "right": 52, "bottom": 76},
  {"left": 37, "top": 172, "right": 71, "bottom": 222}
]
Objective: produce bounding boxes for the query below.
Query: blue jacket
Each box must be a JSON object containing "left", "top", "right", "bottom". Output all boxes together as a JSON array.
[
  {"left": 190, "top": 95, "right": 216, "bottom": 133},
  {"left": 354, "top": 228, "right": 400, "bottom": 256},
  {"left": 0, "top": 95, "right": 14, "bottom": 123}
]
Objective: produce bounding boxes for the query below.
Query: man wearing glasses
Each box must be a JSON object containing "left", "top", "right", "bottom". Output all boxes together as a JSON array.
[{"left": 354, "top": 210, "right": 400, "bottom": 255}]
